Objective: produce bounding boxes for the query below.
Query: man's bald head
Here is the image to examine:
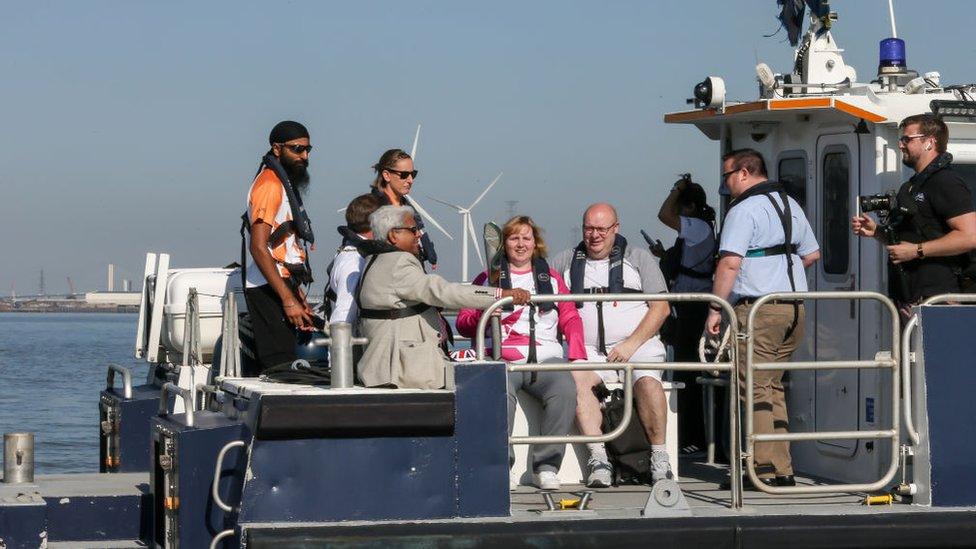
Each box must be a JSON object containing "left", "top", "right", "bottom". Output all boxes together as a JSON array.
[
  {"left": 584, "top": 203, "right": 618, "bottom": 225},
  {"left": 582, "top": 203, "right": 620, "bottom": 260}
]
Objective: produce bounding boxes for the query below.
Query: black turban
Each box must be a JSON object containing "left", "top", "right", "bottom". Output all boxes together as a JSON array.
[{"left": 269, "top": 120, "right": 310, "bottom": 145}]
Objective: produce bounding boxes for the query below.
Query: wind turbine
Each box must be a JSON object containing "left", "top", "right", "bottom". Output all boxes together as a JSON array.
[
  {"left": 336, "top": 124, "right": 453, "bottom": 242},
  {"left": 427, "top": 172, "right": 503, "bottom": 281}
]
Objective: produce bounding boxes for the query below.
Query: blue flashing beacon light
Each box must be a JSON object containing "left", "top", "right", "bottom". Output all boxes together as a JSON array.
[{"left": 879, "top": 37, "right": 906, "bottom": 74}]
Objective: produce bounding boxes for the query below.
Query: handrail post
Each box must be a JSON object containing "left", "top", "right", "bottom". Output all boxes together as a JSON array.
[
  {"left": 159, "top": 382, "right": 195, "bottom": 427},
  {"left": 330, "top": 322, "right": 355, "bottom": 389},
  {"left": 106, "top": 363, "right": 133, "bottom": 399},
  {"left": 212, "top": 440, "right": 246, "bottom": 513},
  {"left": 729, "top": 322, "right": 742, "bottom": 508},
  {"left": 490, "top": 315, "right": 503, "bottom": 360}
]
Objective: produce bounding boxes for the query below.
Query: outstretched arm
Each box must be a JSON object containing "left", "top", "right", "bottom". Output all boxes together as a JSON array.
[{"left": 657, "top": 178, "right": 687, "bottom": 231}]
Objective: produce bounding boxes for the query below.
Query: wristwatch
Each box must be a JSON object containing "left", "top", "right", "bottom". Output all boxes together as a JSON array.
[{"left": 916, "top": 243, "right": 925, "bottom": 258}]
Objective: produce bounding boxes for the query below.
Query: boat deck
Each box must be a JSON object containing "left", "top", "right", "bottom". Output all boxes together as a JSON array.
[
  {"left": 510, "top": 460, "right": 870, "bottom": 519},
  {"left": 23, "top": 459, "right": 976, "bottom": 548},
  {"left": 243, "top": 458, "right": 976, "bottom": 547}
]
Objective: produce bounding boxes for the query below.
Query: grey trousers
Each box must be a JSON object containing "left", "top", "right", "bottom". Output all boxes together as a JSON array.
[{"left": 507, "top": 369, "right": 577, "bottom": 474}]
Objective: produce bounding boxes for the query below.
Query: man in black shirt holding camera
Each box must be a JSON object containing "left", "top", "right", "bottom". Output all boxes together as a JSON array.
[{"left": 852, "top": 114, "right": 976, "bottom": 309}]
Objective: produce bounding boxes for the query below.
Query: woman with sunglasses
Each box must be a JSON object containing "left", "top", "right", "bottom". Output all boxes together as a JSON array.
[
  {"left": 370, "top": 149, "right": 438, "bottom": 268},
  {"left": 455, "top": 216, "right": 583, "bottom": 490}
]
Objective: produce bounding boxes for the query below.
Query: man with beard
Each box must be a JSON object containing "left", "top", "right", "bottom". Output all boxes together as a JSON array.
[
  {"left": 242, "top": 120, "right": 317, "bottom": 375},
  {"left": 853, "top": 114, "right": 976, "bottom": 309}
]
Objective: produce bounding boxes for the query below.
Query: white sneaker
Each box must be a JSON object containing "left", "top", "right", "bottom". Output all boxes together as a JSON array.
[
  {"left": 533, "top": 470, "right": 560, "bottom": 491},
  {"left": 586, "top": 458, "right": 613, "bottom": 488},
  {"left": 651, "top": 450, "right": 674, "bottom": 483}
]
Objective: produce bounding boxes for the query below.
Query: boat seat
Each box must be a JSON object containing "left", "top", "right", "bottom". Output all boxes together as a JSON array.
[{"left": 254, "top": 391, "right": 456, "bottom": 439}]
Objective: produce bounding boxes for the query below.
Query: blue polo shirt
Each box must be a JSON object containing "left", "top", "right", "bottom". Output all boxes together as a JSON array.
[{"left": 719, "top": 191, "right": 819, "bottom": 300}]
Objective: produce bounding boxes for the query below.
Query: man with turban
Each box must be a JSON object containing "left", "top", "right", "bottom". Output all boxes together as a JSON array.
[{"left": 241, "top": 120, "right": 318, "bottom": 375}]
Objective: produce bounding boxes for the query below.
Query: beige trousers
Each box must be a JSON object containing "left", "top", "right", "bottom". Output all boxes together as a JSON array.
[{"left": 735, "top": 302, "right": 804, "bottom": 478}]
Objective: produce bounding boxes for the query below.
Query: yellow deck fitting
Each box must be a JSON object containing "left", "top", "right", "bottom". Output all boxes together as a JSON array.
[
  {"left": 558, "top": 498, "right": 582, "bottom": 510},
  {"left": 863, "top": 494, "right": 893, "bottom": 506}
]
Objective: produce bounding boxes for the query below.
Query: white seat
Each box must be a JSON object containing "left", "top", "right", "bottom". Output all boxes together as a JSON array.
[{"left": 510, "top": 380, "right": 683, "bottom": 486}]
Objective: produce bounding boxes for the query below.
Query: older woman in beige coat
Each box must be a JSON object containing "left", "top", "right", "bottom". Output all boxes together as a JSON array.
[{"left": 356, "top": 205, "right": 530, "bottom": 389}]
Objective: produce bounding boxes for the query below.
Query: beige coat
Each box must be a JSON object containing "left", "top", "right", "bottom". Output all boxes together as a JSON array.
[{"left": 357, "top": 250, "right": 497, "bottom": 389}]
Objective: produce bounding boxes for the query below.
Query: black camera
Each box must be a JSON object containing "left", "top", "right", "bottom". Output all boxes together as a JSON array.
[
  {"left": 859, "top": 193, "right": 896, "bottom": 214},
  {"left": 858, "top": 192, "right": 909, "bottom": 244}
]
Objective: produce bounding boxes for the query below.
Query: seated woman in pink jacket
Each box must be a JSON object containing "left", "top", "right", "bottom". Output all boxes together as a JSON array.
[{"left": 456, "top": 216, "right": 585, "bottom": 490}]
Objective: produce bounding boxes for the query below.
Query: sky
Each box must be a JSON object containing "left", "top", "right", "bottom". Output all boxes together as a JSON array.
[{"left": 2, "top": 1, "right": 974, "bottom": 294}]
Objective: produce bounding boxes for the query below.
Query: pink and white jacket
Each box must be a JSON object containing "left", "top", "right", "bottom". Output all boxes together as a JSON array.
[{"left": 456, "top": 267, "right": 587, "bottom": 363}]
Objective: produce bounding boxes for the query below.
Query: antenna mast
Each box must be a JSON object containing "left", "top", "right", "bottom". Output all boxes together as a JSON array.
[{"left": 887, "top": 0, "right": 897, "bottom": 38}]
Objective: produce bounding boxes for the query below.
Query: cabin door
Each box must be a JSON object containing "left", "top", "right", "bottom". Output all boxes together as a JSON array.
[{"left": 813, "top": 133, "right": 860, "bottom": 456}]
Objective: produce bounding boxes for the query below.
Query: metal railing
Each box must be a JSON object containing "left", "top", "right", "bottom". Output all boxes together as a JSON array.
[
  {"left": 210, "top": 439, "right": 246, "bottom": 548},
  {"left": 218, "top": 291, "right": 242, "bottom": 378},
  {"left": 182, "top": 288, "right": 203, "bottom": 368},
  {"left": 159, "top": 382, "right": 195, "bottom": 427},
  {"left": 901, "top": 294, "right": 976, "bottom": 447},
  {"left": 474, "top": 292, "right": 743, "bottom": 508},
  {"left": 743, "top": 291, "right": 900, "bottom": 495},
  {"left": 106, "top": 363, "right": 133, "bottom": 399}
]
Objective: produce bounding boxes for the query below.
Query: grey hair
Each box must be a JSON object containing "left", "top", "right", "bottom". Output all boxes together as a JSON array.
[{"left": 369, "top": 205, "right": 414, "bottom": 241}]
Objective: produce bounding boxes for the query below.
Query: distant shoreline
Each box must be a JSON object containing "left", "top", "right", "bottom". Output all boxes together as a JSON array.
[{"left": 0, "top": 306, "right": 139, "bottom": 314}]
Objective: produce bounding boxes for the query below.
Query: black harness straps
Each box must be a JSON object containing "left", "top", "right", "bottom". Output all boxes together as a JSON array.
[
  {"left": 497, "top": 257, "right": 555, "bottom": 364},
  {"left": 569, "top": 235, "right": 643, "bottom": 356},
  {"left": 354, "top": 255, "right": 431, "bottom": 320},
  {"left": 728, "top": 182, "right": 801, "bottom": 337}
]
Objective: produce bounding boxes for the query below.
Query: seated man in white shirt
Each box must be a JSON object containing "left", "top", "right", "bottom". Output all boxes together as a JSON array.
[
  {"left": 551, "top": 203, "right": 672, "bottom": 487},
  {"left": 325, "top": 193, "right": 382, "bottom": 325}
]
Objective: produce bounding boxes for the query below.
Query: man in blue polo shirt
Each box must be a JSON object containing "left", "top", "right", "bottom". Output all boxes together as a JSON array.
[{"left": 706, "top": 148, "right": 820, "bottom": 489}]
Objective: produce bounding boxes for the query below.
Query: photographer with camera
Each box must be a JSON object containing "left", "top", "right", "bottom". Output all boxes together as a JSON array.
[
  {"left": 852, "top": 114, "right": 976, "bottom": 311},
  {"left": 652, "top": 173, "right": 716, "bottom": 458}
]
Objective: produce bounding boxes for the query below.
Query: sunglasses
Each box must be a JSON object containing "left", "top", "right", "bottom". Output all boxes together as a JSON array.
[
  {"left": 385, "top": 168, "right": 418, "bottom": 179},
  {"left": 277, "top": 143, "right": 313, "bottom": 154},
  {"left": 393, "top": 226, "right": 421, "bottom": 235},
  {"left": 898, "top": 133, "right": 927, "bottom": 145}
]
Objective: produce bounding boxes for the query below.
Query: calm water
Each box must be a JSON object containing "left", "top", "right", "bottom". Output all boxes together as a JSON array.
[{"left": 0, "top": 312, "right": 146, "bottom": 474}]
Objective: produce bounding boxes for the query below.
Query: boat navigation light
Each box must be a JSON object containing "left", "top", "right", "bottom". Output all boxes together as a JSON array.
[
  {"left": 756, "top": 63, "right": 776, "bottom": 92},
  {"left": 930, "top": 100, "right": 976, "bottom": 121},
  {"left": 878, "top": 37, "right": 907, "bottom": 76},
  {"left": 691, "top": 76, "right": 725, "bottom": 110}
]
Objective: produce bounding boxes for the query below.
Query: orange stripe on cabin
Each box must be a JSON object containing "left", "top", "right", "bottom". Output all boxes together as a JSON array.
[
  {"left": 834, "top": 100, "right": 886, "bottom": 123},
  {"left": 663, "top": 109, "right": 717, "bottom": 123},
  {"left": 769, "top": 97, "right": 832, "bottom": 110},
  {"left": 724, "top": 102, "right": 767, "bottom": 115},
  {"left": 664, "top": 97, "right": 885, "bottom": 124}
]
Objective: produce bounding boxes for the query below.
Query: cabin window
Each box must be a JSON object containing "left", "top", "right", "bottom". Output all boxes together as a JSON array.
[
  {"left": 778, "top": 156, "right": 807, "bottom": 212},
  {"left": 822, "top": 150, "right": 850, "bottom": 275}
]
